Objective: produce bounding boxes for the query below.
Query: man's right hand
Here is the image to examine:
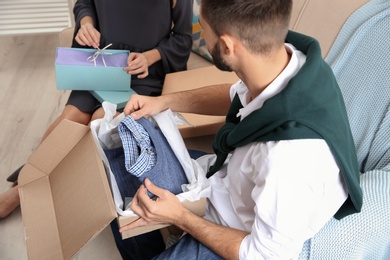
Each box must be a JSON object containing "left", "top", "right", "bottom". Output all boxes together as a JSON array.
[
  {"left": 124, "top": 94, "right": 169, "bottom": 120},
  {"left": 125, "top": 84, "right": 232, "bottom": 120}
]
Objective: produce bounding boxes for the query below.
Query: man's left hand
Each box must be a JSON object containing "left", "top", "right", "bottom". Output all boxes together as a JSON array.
[{"left": 119, "top": 178, "right": 187, "bottom": 233}]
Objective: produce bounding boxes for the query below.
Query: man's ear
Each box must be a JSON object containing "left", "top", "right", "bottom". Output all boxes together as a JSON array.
[{"left": 219, "top": 34, "right": 236, "bottom": 55}]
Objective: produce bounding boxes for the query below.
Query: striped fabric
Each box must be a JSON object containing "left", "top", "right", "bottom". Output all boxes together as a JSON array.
[{"left": 118, "top": 116, "right": 157, "bottom": 177}]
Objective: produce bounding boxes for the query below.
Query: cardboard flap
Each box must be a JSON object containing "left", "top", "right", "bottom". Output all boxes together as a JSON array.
[
  {"left": 162, "top": 66, "right": 239, "bottom": 94},
  {"left": 178, "top": 113, "right": 225, "bottom": 138},
  {"left": 27, "top": 120, "right": 90, "bottom": 175},
  {"left": 51, "top": 133, "right": 117, "bottom": 259},
  {"left": 19, "top": 120, "right": 117, "bottom": 260},
  {"left": 18, "top": 164, "right": 46, "bottom": 186},
  {"left": 120, "top": 222, "right": 169, "bottom": 239},
  {"left": 117, "top": 198, "right": 207, "bottom": 239},
  {"left": 162, "top": 66, "right": 238, "bottom": 138},
  {"left": 19, "top": 177, "right": 63, "bottom": 259}
]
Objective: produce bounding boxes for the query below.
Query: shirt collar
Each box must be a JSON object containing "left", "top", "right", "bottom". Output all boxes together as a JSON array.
[{"left": 234, "top": 43, "right": 307, "bottom": 120}]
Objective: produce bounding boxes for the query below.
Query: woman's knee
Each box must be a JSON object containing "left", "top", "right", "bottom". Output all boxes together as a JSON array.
[
  {"left": 60, "top": 105, "right": 92, "bottom": 125},
  {"left": 91, "top": 107, "right": 105, "bottom": 121}
]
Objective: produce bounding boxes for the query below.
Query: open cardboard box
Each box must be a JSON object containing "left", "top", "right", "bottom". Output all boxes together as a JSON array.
[
  {"left": 18, "top": 65, "right": 234, "bottom": 259},
  {"left": 18, "top": 119, "right": 206, "bottom": 260},
  {"left": 163, "top": 66, "right": 239, "bottom": 138}
]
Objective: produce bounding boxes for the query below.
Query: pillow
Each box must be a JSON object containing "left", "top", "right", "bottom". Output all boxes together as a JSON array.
[{"left": 192, "top": 0, "right": 213, "bottom": 62}]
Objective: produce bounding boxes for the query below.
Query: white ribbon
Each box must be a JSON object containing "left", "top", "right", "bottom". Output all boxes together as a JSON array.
[{"left": 87, "top": 43, "right": 113, "bottom": 67}]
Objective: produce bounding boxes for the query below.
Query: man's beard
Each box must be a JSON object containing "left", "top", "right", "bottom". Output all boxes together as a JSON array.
[{"left": 210, "top": 42, "right": 233, "bottom": 72}]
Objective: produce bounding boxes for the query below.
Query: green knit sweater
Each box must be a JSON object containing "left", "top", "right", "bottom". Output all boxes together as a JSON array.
[{"left": 208, "top": 31, "right": 362, "bottom": 219}]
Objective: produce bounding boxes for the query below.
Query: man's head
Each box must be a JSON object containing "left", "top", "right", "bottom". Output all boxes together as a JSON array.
[{"left": 200, "top": 0, "right": 292, "bottom": 60}]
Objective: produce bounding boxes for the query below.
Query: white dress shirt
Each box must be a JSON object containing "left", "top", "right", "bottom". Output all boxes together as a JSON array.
[{"left": 200, "top": 44, "right": 348, "bottom": 259}]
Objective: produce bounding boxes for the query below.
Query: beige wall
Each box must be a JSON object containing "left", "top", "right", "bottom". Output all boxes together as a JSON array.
[{"left": 290, "top": 0, "right": 369, "bottom": 56}]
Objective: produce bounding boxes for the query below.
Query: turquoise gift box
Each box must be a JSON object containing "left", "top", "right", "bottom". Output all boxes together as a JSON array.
[{"left": 55, "top": 47, "right": 131, "bottom": 91}]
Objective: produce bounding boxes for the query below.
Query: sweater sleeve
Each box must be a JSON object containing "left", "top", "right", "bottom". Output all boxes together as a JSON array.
[
  {"left": 155, "top": 0, "right": 193, "bottom": 73},
  {"left": 71, "top": 0, "right": 98, "bottom": 48},
  {"left": 73, "top": 0, "right": 97, "bottom": 27}
]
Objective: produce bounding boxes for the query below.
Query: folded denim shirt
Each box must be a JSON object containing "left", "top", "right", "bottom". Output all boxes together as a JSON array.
[{"left": 104, "top": 116, "right": 188, "bottom": 201}]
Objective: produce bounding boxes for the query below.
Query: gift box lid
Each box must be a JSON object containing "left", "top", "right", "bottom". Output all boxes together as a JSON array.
[{"left": 90, "top": 89, "right": 136, "bottom": 110}]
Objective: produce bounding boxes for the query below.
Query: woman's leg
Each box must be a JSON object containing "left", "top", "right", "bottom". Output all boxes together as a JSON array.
[
  {"left": 0, "top": 186, "right": 19, "bottom": 218},
  {"left": 41, "top": 104, "right": 92, "bottom": 141}
]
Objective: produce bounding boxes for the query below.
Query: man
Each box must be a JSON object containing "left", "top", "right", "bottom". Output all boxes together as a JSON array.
[{"left": 119, "top": 0, "right": 362, "bottom": 259}]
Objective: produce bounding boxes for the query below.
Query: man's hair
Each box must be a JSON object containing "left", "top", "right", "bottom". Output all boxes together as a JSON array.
[{"left": 201, "top": 0, "right": 292, "bottom": 55}]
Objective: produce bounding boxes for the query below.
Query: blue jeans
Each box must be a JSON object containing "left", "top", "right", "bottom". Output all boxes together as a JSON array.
[
  {"left": 188, "top": 149, "right": 208, "bottom": 160},
  {"left": 153, "top": 234, "right": 223, "bottom": 260}
]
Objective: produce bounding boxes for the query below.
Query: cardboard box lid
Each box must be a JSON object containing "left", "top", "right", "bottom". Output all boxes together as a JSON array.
[
  {"left": 162, "top": 66, "right": 239, "bottom": 138},
  {"left": 90, "top": 89, "right": 136, "bottom": 109},
  {"left": 18, "top": 119, "right": 117, "bottom": 260}
]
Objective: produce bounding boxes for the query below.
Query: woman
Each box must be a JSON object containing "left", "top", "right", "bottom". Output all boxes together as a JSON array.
[
  {"left": 70, "top": 2, "right": 193, "bottom": 258},
  {"left": 1, "top": 0, "right": 192, "bottom": 227},
  {"left": 67, "top": 0, "right": 193, "bottom": 121}
]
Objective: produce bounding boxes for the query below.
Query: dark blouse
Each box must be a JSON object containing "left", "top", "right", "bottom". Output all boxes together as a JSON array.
[{"left": 72, "top": 0, "right": 193, "bottom": 95}]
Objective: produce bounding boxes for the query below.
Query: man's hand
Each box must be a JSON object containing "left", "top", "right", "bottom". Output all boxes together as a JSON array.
[
  {"left": 119, "top": 179, "right": 188, "bottom": 233},
  {"left": 124, "top": 94, "right": 169, "bottom": 119},
  {"left": 118, "top": 179, "right": 248, "bottom": 260},
  {"left": 124, "top": 83, "right": 231, "bottom": 120},
  {"left": 75, "top": 17, "right": 100, "bottom": 48}
]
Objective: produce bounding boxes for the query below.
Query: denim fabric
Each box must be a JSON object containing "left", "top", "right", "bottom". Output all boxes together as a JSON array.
[
  {"left": 104, "top": 147, "right": 142, "bottom": 203},
  {"left": 188, "top": 149, "right": 208, "bottom": 160},
  {"left": 109, "top": 149, "right": 213, "bottom": 259},
  {"left": 117, "top": 116, "right": 188, "bottom": 198},
  {"left": 105, "top": 147, "right": 165, "bottom": 260},
  {"left": 153, "top": 234, "right": 223, "bottom": 260}
]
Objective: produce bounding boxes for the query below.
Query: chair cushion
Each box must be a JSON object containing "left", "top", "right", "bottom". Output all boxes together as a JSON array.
[
  {"left": 325, "top": 0, "right": 390, "bottom": 172},
  {"left": 191, "top": 0, "right": 213, "bottom": 62}
]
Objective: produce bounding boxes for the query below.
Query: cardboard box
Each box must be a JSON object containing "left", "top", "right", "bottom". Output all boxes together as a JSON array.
[
  {"left": 55, "top": 47, "right": 131, "bottom": 91},
  {"left": 162, "top": 66, "right": 239, "bottom": 138},
  {"left": 19, "top": 119, "right": 206, "bottom": 260}
]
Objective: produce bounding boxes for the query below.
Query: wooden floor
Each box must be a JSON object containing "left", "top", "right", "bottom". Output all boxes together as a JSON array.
[{"left": 0, "top": 33, "right": 121, "bottom": 259}]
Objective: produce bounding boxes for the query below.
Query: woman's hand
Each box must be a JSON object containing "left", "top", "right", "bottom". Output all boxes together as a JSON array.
[
  {"left": 124, "top": 52, "right": 149, "bottom": 78},
  {"left": 124, "top": 49, "right": 161, "bottom": 78},
  {"left": 75, "top": 16, "right": 100, "bottom": 48}
]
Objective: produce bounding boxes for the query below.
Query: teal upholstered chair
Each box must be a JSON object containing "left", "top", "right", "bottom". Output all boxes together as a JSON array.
[{"left": 299, "top": 0, "right": 390, "bottom": 258}]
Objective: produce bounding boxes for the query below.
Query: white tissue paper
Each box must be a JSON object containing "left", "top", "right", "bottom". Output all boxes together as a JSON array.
[{"left": 90, "top": 101, "right": 211, "bottom": 217}]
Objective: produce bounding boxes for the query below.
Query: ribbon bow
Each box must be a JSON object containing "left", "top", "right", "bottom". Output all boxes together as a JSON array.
[{"left": 87, "top": 43, "right": 113, "bottom": 67}]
